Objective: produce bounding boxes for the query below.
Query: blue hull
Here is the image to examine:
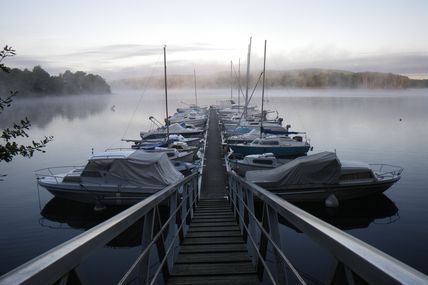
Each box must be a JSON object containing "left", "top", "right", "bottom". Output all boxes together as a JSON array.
[{"left": 229, "top": 144, "right": 310, "bottom": 157}]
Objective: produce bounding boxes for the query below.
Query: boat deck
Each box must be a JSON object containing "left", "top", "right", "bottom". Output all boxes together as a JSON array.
[{"left": 167, "top": 109, "right": 259, "bottom": 284}]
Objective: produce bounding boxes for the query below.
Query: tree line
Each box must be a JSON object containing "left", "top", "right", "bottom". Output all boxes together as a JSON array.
[
  {"left": 111, "top": 69, "right": 428, "bottom": 90},
  {"left": 0, "top": 66, "right": 111, "bottom": 96}
]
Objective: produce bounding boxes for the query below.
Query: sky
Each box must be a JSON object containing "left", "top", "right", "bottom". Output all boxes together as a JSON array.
[{"left": 2, "top": 0, "right": 428, "bottom": 80}]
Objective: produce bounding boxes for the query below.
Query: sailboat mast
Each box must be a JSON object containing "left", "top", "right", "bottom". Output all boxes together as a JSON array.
[
  {"left": 194, "top": 69, "right": 198, "bottom": 106},
  {"left": 244, "top": 37, "right": 252, "bottom": 119},
  {"left": 230, "top": 60, "right": 233, "bottom": 100},
  {"left": 238, "top": 58, "right": 241, "bottom": 111},
  {"left": 260, "top": 40, "right": 267, "bottom": 138},
  {"left": 163, "top": 45, "right": 169, "bottom": 139}
]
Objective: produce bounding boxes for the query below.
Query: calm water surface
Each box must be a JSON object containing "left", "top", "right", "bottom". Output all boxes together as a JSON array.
[{"left": 1, "top": 89, "right": 427, "bottom": 283}]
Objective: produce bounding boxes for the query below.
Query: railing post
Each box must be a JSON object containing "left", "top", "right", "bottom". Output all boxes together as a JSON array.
[
  {"left": 185, "top": 183, "right": 191, "bottom": 224},
  {"left": 167, "top": 192, "right": 177, "bottom": 271},
  {"left": 256, "top": 203, "right": 269, "bottom": 281},
  {"left": 267, "top": 205, "right": 288, "bottom": 285},
  {"left": 246, "top": 189, "right": 257, "bottom": 263},
  {"left": 154, "top": 206, "right": 170, "bottom": 283},
  {"left": 140, "top": 208, "right": 155, "bottom": 285},
  {"left": 188, "top": 182, "right": 194, "bottom": 220},
  {"left": 194, "top": 174, "right": 199, "bottom": 204},
  {"left": 231, "top": 178, "right": 237, "bottom": 218},
  {"left": 181, "top": 184, "right": 189, "bottom": 236},
  {"left": 176, "top": 187, "right": 185, "bottom": 244},
  {"left": 238, "top": 184, "right": 244, "bottom": 234},
  {"left": 242, "top": 188, "right": 249, "bottom": 242}
]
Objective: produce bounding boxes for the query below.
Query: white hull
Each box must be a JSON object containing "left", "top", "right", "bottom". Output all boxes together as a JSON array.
[
  {"left": 258, "top": 178, "right": 400, "bottom": 202},
  {"left": 39, "top": 181, "right": 161, "bottom": 206}
]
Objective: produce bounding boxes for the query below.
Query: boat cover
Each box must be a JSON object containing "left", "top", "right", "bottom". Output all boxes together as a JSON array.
[
  {"left": 107, "top": 151, "right": 183, "bottom": 187},
  {"left": 168, "top": 123, "right": 189, "bottom": 131},
  {"left": 245, "top": 152, "right": 341, "bottom": 185}
]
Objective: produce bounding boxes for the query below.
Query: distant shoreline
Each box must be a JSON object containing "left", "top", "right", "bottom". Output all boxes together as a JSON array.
[
  {"left": 0, "top": 66, "right": 111, "bottom": 97},
  {"left": 110, "top": 68, "right": 428, "bottom": 90}
]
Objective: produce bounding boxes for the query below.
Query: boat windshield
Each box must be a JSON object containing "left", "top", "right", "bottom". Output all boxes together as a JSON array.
[{"left": 84, "top": 159, "right": 114, "bottom": 171}]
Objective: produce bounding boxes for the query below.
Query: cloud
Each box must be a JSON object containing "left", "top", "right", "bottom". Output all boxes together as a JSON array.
[
  {"left": 61, "top": 43, "right": 232, "bottom": 61},
  {"left": 6, "top": 44, "right": 428, "bottom": 80},
  {"left": 263, "top": 52, "right": 428, "bottom": 76}
]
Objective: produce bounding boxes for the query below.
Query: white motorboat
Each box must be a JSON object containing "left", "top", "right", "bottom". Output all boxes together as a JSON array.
[
  {"left": 140, "top": 123, "right": 205, "bottom": 140},
  {"left": 226, "top": 152, "right": 291, "bottom": 176},
  {"left": 35, "top": 150, "right": 184, "bottom": 206},
  {"left": 245, "top": 152, "right": 403, "bottom": 203},
  {"left": 144, "top": 147, "right": 196, "bottom": 163},
  {"left": 169, "top": 141, "right": 199, "bottom": 160},
  {"left": 228, "top": 136, "right": 311, "bottom": 157},
  {"left": 169, "top": 110, "right": 207, "bottom": 128}
]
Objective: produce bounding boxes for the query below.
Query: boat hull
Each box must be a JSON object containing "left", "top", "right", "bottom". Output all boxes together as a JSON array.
[
  {"left": 229, "top": 144, "right": 310, "bottom": 157},
  {"left": 38, "top": 181, "right": 161, "bottom": 206},
  {"left": 172, "top": 150, "right": 198, "bottom": 163},
  {"left": 257, "top": 178, "right": 400, "bottom": 202}
]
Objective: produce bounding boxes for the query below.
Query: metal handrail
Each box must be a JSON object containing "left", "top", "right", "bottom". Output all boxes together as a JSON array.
[
  {"left": 227, "top": 168, "right": 428, "bottom": 285},
  {"left": 230, "top": 184, "right": 306, "bottom": 284},
  {"left": 370, "top": 163, "right": 404, "bottom": 178},
  {"left": 0, "top": 172, "right": 199, "bottom": 285},
  {"left": 228, "top": 188, "right": 289, "bottom": 285},
  {"left": 35, "top": 166, "right": 84, "bottom": 184}
]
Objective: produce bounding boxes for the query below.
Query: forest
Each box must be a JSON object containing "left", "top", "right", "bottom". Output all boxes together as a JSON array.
[
  {"left": 0, "top": 66, "right": 111, "bottom": 96},
  {"left": 111, "top": 69, "right": 428, "bottom": 90}
]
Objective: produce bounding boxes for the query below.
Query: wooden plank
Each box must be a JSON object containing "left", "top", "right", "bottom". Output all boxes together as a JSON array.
[
  {"left": 195, "top": 210, "right": 232, "bottom": 214},
  {"left": 198, "top": 202, "right": 230, "bottom": 207},
  {"left": 194, "top": 210, "right": 232, "bottom": 214},
  {"left": 198, "top": 199, "right": 228, "bottom": 203},
  {"left": 190, "top": 221, "right": 238, "bottom": 227},
  {"left": 182, "top": 236, "right": 244, "bottom": 245},
  {"left": 192, "top": 214, "right": 234, "bottom": 219},
  {"left": 171, "top": 262, "right": 256, "bottom": 276},
  {"left": 179, "top": 244, "right": 247, "bottom": 254},
  {"left": 191, "top": 218, "right": 236, "bottom": 223},
  {"left": 168, "top": 274, "right": 259, "bottom": 285},
  {"left": 176, "top": 252, "right": 251, "bottom": 263},
  {"left": 185, "top": 231, "right": 242, "bottom": 238},
  {"left": 196, "top": 204, "right": 230, "bottom": 208},
  {"left": 187, "top": 226, "right": 239, "bottom": 232}
]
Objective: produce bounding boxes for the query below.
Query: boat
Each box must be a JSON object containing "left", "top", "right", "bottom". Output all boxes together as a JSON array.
[
  {"left": 143, "top": 147, "right": 196, "bottom": 163},
  {"left": 125, "top": 135, "right": 201, "bottom": 149},
  {"left": 226, "top": 152, "right": 291, "bottom": 176},
  {"left": 35, "top": 150, "right": 184, "bottom": 206},
  {"left": 228, "top": 136, "right": 311, "bottom": 157},
  {"left": 170, "top": 160, "right": 197, "bottom": 176},
  {"left": 169, "top": 141, "right": 199, "bottom": 159},
  {"left": 245, "top": 152, "right": 403, "bottom": 203},
  {"left": 169, "top": 112, "right": 207, "bottom": 128},
  {"left": 140, "top": 122, "right": 205, "bottom": 140}
]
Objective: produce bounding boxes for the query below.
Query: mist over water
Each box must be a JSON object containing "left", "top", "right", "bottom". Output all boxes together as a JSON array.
[{"left": 1, "top": 89, "right": 428, "bottom": 283}]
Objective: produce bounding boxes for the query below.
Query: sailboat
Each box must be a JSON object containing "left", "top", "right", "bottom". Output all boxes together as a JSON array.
[
  {"left": 139, "top": 48, "right": 205, "bottom": 141},
  {"left": 227, "top": 40, "right": 311, "bottom": 158}
]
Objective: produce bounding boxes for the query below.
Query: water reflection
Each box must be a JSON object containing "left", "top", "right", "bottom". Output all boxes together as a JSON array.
[
  {"left": 0, "top": 94, "right": 109, "bottom": 129},
  {"left": 40, "top": 198, "right": 169, "bottom": 248},
  {"left": 280, "top": 194, "right": 399, "bottom": 232}
]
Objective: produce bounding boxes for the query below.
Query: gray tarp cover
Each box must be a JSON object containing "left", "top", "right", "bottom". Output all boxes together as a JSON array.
[
  {"left": 108, "top": 151, "right": 184, "bottom": 188},
  {"left": 245, "top": 152, "right": 341, "bottom": 185}
]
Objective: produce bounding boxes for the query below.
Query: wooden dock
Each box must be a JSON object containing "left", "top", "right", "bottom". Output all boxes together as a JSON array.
[{"left": 168, "top": 109, "right": 259, "bottom": 285}]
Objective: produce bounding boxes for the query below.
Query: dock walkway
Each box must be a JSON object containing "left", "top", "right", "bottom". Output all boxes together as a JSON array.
[{"left": 168, "top": 109, "right": 259, "bottom": 285}]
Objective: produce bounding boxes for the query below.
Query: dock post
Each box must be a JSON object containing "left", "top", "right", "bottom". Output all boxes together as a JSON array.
[
  {"left": 267, "top": 205, "right": 288, "bottom": 285},
  {"left": 140, "top": 208, "right": 155, "bottom": 284}
]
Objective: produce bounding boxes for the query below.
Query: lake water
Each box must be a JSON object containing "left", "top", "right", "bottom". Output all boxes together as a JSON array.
[{"left": 1, "top": 88, "right": 428, "bottom": 283}]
